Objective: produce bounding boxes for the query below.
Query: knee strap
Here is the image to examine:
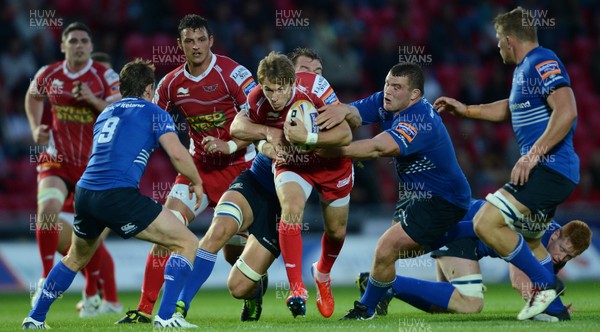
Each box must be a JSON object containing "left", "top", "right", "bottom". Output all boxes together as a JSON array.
[{"left": 235, "top": 257, "right": 262, "bottom": 282}]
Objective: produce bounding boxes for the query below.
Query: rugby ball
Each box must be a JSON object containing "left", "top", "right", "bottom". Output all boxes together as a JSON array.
[{"left": 285, "top": 99, "right": 319, "bottom": 152}]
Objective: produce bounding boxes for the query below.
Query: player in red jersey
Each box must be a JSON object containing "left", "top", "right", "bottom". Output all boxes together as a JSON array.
[
  {"left": 25, "top": 22, "right": 120, "bottom": 318},
  {"left": 116, "top": 15, "right": 257, "bottom": 324},
  {"left": 237, "top": 51, "right": 352, "bottom": 318}
]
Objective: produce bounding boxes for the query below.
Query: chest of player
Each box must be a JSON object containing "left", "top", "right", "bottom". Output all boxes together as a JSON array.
[{"left": 45, "top": 75, "right": 101, "bottom": 124}]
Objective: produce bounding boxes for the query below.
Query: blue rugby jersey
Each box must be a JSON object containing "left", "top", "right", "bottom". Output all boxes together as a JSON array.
[
  {"left": 78, "top": 97, "right": 176, "bottom": 190},
  {"left": 509, "top": 46, "right": 579, "bottom": 184},
  {"left": 350, "top": 91, "right": 395, "bottom": 130},
  {"left": 385, "top": 98, "right": 471, "bottom": 209}
]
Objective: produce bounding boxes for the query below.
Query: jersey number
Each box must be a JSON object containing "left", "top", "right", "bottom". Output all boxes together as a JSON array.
[{"left": 98, "top": 117, "right": 120, "bottom": 143}]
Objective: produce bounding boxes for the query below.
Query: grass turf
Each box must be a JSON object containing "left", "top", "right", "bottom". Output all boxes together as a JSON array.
[{"left": 4, "top": 281, "right": 600, "bottom": 331}]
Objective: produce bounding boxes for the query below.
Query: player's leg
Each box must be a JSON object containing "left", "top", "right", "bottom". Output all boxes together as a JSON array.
[
  {"left": 95, "top": 228, "right": 121, "bottom": 314},
  {"left": 227, "top": 235, "right": 276, "bottom": 321},
  {"left": 176, "top": 189, "right": 253, "bottom": 314},
  {"left": 24, "top": 232, "right": 102, "bottom": 329},
  {"left": 134, "top": 207, "right": 198, "bottom": 327},
  {"left": 275, "top": 172, "right": 311, "bottom": 316},
  {"left": 313, "top": 200, "right": 349, "bottom": 318},
  {"left": 123, "top": 180, "right": 206, "bottom": 322},
  {"left": 473, "top": 189, "right": 561, "bottom": 319},
  {"left": 33, "top": 176, "right": 68, "bottom": 298}
]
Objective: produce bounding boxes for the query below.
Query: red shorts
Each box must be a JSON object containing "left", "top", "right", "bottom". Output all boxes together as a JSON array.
[
  {"left": 36, "top": 152, "right": 86, "bottom": 192},
  {"left": 275, "top": 161, "right": 354, "bottom": 201},
  {"left": 174, "top": 159, "right": 252, "bottom": 206}
]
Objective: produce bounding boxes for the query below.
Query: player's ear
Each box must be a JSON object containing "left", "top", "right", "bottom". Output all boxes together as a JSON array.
[
  {"left": 208, "top": 34, "right": 214, "bottom": 48},
  {"left": 411, "top": 88, "right": 421, "bottom": 101}
]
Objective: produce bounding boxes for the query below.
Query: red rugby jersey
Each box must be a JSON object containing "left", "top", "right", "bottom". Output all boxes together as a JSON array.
[
  {"left": 33, "top": 59, "right": 121, "bottom": 168},
  {"left": 154, "top": 54, "right": 257, "bottom": 166}
]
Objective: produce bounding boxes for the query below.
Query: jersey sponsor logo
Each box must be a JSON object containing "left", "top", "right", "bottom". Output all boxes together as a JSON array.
[
  {"left": 177, "top": 87, "right": 190, "bottom": 97},
  {"left": 55, "top": 105, "right": 95, "bottom": 124},
  {"left": 187, "top": 110, "right": 227, "bottom": 132},
  {"left": 324, "top": 91, "right": 338, "bottom": 105},
  {"left": 230, "top": 65, "right": 252, "bottom": 86},
  {"left": 229, "top": 182, "right": 243, "bottom": 189},
  {"left": 120, "top": 222, "right": 138, "bottom": 234},
  {"left": 103, "top": 69, "right": 119, "bottom": 85},
  {"left": 509, "top": 100, "right": 531, "bottom": 111},
  {"left": 202, "top": 84, "right": 219, "bottom": 92},
  {"left": 395, "top": 122, "right": 418, "bottom": 143},
  {"left": 311, "top": 75, "right": 329, "bottom": 97},
  {"left": 535, "top": 60, "right": 561, "bottom": 80}
]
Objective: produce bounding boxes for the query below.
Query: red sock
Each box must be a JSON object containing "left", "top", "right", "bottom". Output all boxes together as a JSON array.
[
  {"left": 278, "top": 221, "right": 304, "bottom": 292},
  {"left": 137, "top": 252, "right": 168, "bottom": 315},
  {"left": 82, "top": 242, "right": 104, "bottom": 296},
  {"left": 99, "top": 244, "right": 118, "bottom": 302},
  {"left": 317, "top": 232, "right": 345, "bottom": 274},
  {"left": 36, "top": 223, "right": 60, "bottom": 278}
]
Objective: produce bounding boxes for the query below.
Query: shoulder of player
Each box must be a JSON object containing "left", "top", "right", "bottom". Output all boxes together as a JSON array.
[
  {"left": 216, "top": 56, "right": 253, "bottom": 85},
  {"left": 91, "top": 62, "right": 119, "bottom": 85},
  {"left": 35, "top": 61, "right": 62, "bottom": 79}
]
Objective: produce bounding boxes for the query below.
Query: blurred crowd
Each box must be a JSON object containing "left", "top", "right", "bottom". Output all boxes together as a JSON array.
[{"left": 1, "top": 0, "right": 600, "bottom": 216}]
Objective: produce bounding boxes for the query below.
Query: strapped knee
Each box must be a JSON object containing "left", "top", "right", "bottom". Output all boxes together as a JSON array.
[
  {"left": 37, "top": 187, "right": 66, "bottom": 206},
  {"left": 235, "top": 257, "right": 262, "bottom": 282},
  {"left": 485, "top": 191, "right": 523, "bottom": 231},
  {"left": 214, "top": 202, "right": 243, "bottom": 229},
  {"left": 451, "top": 274, "right": 486, "bottom": 299}
]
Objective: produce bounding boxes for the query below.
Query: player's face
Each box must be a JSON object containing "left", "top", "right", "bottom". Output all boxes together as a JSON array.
[
  {"left": 496, "top": 30, "right": 515, "bottom": 65},
  {"left": 61, "top": 30, "right": 93, "bottom": 65},
  {"left": 382, "top": 73, "right": 416, "bottom": 112},
  {"left": 261, "top": 78, "right": 293, "bottom": 111},
  {"left": 294, "top": 56, "right": 323, "bottom": 75},
  {"left": 178, "top": 27, "right": 213, "bottom": 68},
  {"left": 547, "top": 231, "right": 578, "bottom": 265}
]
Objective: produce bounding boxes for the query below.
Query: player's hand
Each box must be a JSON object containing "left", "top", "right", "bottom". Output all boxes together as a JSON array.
[
  {"left": 511, "top": 152, "right": 540, "bottom": 186},
  {"left": 73, "top": 81, "right": 96, "bottom": 103},
  {"left": 265, "top": 126, "right": 285, "bottom": 147},
  {"left": 316, "top": 104, "right": 346, "bottom": 130},
  {"left": 284, "top": 117, "right": 307, "bottom": 145},
  {"left": 32, "top": 124, "right": 50, "bottom": 145},
  {"left": 188, "top": 183, "right": 204, "bottom": 211},
  {"left": 433, "top": 97, "right": 467, "bottom": 117},
  {"left": 260, "top": 141, "right": 278, "bottom": 159},
  {"left": 202, "top": 136, "right": 228, "bottom": 154}
]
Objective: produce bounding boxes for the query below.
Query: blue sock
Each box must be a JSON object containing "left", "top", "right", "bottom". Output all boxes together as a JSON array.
[
  {"left": 502, "top": 234, "right": 554, "bottom": 287},
  {"left": 429, "top": 221, "right": 476, "bottom": 251},
  {"left": 392, "top": 275, "right": 455, "bottom": 312},
  {"left": 539, "top": 254, "right": 566, "bottom": 315},
  {"left": 29, "top": 261, "right": 77, "bottom": 322},
  {"left": 360, "top": 276, "right": 394, "bottom": 315},
  {"left": 157, "top": 254, "right": 193, "bottom": 320},
  {"left": 176, "top": 249, "right": 217, "bottom": 310}
]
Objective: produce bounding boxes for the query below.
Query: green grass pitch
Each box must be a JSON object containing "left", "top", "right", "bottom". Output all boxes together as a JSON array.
[{"left": 3, "top": 281, "right": 599, "bottom": 331}]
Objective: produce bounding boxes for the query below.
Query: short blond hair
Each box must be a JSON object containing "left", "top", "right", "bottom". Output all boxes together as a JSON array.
[
  {"left": 257, "top": 51, "right": 296, "bottom": 86},
  {"left": 493, "top": 6, "right": 537, "bottom": 43}
]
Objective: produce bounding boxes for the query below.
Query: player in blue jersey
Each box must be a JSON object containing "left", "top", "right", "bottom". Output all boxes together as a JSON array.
[
  {"left": 322, "top": 63, "right": 471, "bottom": 320},
  {"left": 434, "top": 7, "right": 579, "bottom": 320},
  {"left": 22, "top": 59, "right": 204, "bottom": 330},
  {"left": 357, "top": 199, "right": 591, "bottom": 321}
]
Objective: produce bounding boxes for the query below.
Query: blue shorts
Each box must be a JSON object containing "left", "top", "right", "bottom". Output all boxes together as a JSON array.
[{"left": 74, "top": 186, "right": 162, "bottom": 239}]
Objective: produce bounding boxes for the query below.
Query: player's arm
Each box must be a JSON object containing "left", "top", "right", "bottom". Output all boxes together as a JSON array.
[
  {"left": 230, "top": 111, "right": 284, "bottom": 146},
  {"left": 284, "top": 117, "right": 352, "bottom": 147},
  {"left": 159, "top": 132, "right": 204, "bottom": 209},
  {"left": 434, "top": 97, "right": 510, "bottom": 122},
  {"left": 341, "top": 131, "right": 399, "bottom": 160},
  {"left": 508, "top": 263, "right": 534, "bottom": 300},
  {"left": 316, "top": 103, "right": 362, "bottom": 130},
  {"left": 25, "top": 77, "right": 50, "bottom": 145}
]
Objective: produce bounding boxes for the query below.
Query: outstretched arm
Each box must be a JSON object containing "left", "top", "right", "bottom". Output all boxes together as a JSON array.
[{"left": 434, "top": 96, "right": 510, "bottom": 122}]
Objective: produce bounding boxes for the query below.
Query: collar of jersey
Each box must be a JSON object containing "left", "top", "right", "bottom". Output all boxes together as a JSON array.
[
  {"left": 184, "top": 53, "right": 216, "bottom": 82},
  {"left": 62, "top": 58, "right": 92, "bottom": 80}
]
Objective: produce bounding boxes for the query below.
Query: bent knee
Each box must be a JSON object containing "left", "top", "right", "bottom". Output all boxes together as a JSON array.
[{"left": 228, "top": 277, "right": 254, "bottom": 299}]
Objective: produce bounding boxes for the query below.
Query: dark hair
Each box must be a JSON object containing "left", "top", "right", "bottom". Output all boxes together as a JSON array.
[
  {"left": 91, "top": 52, "right": 112, "bottom": 65},
  {"left": 257, "top": 51, "right": 296, "bottom": 86},
  {"left": 493, "top": 6, "right": 537, "bottom": 43},
  {"left": 288, "top": 47, "right": 323, "bottom": 66},
  {"left": 389, "top": 63, "right": 424, "bottom": 97},
  {"left": 61, "top": 22, "right": 91, "bottom": 41},
  {"left": 119, "top": 59, "right": 155, "bottom": 97},
  {"left": 178, "top": 14, "right": 211, "bottom": 38}
]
